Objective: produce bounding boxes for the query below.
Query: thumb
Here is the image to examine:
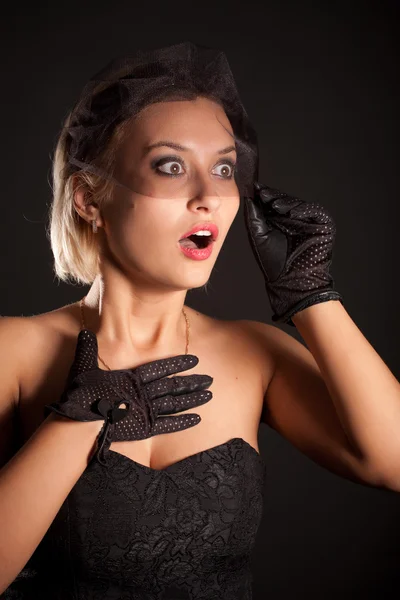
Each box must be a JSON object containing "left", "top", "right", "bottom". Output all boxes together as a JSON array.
[
  {"left": 244, "top": 196, "right": 288, "bottom": 283},
  {"left": 244, "top": 195, "right": 274, "bottom": 239},
  {"left": 68, "top": 329, "right": 100, "bottom": 383},
  {"left": 255, "top": 183, "right": 303, "bottom": 215}
]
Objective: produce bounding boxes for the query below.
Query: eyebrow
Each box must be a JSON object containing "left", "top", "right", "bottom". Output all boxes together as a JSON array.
[{"left": 142, "top": 141, "right": 237, "bottom": 157}]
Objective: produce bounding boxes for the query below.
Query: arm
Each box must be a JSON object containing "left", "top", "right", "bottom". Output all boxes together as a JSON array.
[
  {"left": 243, "top": 183, "right": 400, "bottom": 491},
  {"left": 291, "top": 301, "right": 400, "bottom": 489},
  {"left": 0, "top": 317, "right": 103, "bottom": 592},
  {"left": 244, "top": 308, "right": 400, "bottom": 491}
]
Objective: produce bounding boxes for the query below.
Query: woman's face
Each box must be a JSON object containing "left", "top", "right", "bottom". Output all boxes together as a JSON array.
[{"left": 99, "top": 96, "right": 240, "bottom": 291}]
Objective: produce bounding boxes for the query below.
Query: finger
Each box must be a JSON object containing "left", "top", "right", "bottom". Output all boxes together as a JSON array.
[
  {"left": 270, "top": 194, "right": 303, "bottom": 215},
  {"left": 253, "top": 183, "right": 303, "bottom": 215},
  {"left": 145, "top": 374, "right": 213, "bottom": 400},
  {"left": 244, "top": 196, "right": 274, "bottom": 238},
  {"left": 152, "top": 413, "right": 201, "bottom": 436},
  {"left": 154, "top": 390, "right": 213, "bottom": 415},
  {"left": 66, "top": 329, "right": 99, "bottom": 383},
  {"left": 254, "top": 183, "right": 285, "bottom": 202},
  {"left": 134, "top": 354, "right": 199, "bottom": 384}
]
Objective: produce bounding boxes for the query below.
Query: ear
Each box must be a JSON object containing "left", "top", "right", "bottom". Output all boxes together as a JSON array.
[{"left": 72, "top": 174, "right": 105, "bottom": 229}]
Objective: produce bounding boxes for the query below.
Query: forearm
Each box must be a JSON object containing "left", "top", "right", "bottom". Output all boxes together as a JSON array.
[
  {"left": 292, "top": 300, "right": 400, "bottom": 488},
  {"left": 0, "top": 413, "right": 103, "bottom": 592}
]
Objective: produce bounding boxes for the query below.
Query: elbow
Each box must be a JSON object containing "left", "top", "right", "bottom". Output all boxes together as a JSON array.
[
  {"left": 378, "top": 468, "right": 400, "bottom": 494},
  {"left": 368, "top": 452, "right": 400, "bottom": 493}
]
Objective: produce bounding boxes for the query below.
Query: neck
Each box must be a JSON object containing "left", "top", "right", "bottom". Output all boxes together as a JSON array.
[{"left": 82, "top": 274, "right": 189, "bottom": 355}]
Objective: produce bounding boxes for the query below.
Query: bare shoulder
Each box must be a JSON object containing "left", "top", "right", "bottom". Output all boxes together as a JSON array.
[
  {"left": 208, "top": 316, "right": 280, "bottom": 395},
  {"left": 0, "top": 312, "right": 59, "bottom": 392},
  {"left": 0, "top": 315, "right": 34, "bottom": 407},
  {"left": 4, "top": 304, "right": 81, "bottom": 407},
  {"left": 0, "top": 308, "right": 77, "bottom": 465},
  {"left": 229, "top": 318, "right": 309, "bottom": 392},
  {"left": 0, "top": 306, "right": 73, "bottom": 353},
  {"left": 235, "top": 318, "right": 304, "bottom": 357}
]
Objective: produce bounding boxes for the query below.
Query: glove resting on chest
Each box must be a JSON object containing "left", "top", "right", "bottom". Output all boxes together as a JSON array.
[{"left": 45, "top": 329, "right": 213, "bottom": 465}]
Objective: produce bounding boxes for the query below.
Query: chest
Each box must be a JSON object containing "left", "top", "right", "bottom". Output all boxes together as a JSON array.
[
  {"left": 17, "top": 321, "right": 268, "bottom": 470},
  {"left": 20, "top": 436, "right": 266, "bottom": 599}
]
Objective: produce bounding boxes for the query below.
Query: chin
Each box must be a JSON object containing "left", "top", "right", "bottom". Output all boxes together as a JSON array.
[{"left": 171, "top": 272, "right": 212, "bottom": 292}]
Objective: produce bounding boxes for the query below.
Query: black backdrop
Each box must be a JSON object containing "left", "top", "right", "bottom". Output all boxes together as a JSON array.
[{"left": 2, "top": 0, "right": 399, "bottom": 598}]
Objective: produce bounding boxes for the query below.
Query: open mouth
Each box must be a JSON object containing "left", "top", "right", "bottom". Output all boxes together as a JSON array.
[{"left": 179, "top": 234, "right": 213, "bottom": 250}]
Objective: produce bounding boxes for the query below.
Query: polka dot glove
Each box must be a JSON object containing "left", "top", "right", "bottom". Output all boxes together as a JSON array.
[
  {"left": 45, "top": 329, "right": 213, "bottom": 464},
  {"left": 244, "top": 182, "right": 343, "bottom": 326}
]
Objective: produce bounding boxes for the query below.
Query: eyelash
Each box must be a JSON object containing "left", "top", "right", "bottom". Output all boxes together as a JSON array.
[{"left": 151, "top": 156, "right": 237, "bottom": 179}]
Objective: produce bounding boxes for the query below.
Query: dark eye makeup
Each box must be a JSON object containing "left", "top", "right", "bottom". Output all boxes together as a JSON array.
[{"left": 150, "top": 155, "right": 237, "bottom": 179}]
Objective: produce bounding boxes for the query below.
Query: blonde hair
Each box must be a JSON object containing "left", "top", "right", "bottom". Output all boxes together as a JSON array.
[
  {"left": 47, "top": 113, "right": 132, "bottom": 286},
  {"left": 47, "top": 90, "right": 226, "bottom": 286}
]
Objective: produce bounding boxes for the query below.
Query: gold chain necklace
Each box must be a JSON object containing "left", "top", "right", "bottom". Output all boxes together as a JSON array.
[{"left": 79, "top": 296, "right": 190, "bottom": 370}]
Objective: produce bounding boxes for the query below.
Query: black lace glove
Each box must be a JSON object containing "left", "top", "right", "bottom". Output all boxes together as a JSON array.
[
  {"left": 45, "top": 329, "right": 213, "bottom": 464},
  {"left": 244, "top": 182, "right": 343, "bottom": 326}
]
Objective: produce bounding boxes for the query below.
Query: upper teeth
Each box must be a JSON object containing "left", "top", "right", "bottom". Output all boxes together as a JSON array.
[{"left": 192, "top": 231, "right": 212, "bottom": 236}]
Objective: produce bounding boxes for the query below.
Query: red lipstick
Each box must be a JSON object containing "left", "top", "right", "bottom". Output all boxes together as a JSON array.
[
  {"left": 178, "top": 222, "right": 218, "bottom": 261},
  {"left": 178, "top": 243, "right": 214, "bottom": 260},
  {"left": 179, "top": 222, "right": 219, "bottom": 242}
]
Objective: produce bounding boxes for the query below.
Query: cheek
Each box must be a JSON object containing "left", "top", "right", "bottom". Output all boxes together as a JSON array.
[
  {"left": 229, "top": 194, "right": 241, "bottom": 221},
  {"left": 217, "top": 198, "right": 240, "bottom": 246},
  {"left": 105, "top": 198, "right": 175, "bottom": 255}
]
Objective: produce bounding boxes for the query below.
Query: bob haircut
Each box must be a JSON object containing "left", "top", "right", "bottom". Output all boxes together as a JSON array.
[
  {"left": 48, "top": 90, "right": 228, "bottom": 286},
  {"left": 47, "top": 44, "right": 258, "bottom": 286}
]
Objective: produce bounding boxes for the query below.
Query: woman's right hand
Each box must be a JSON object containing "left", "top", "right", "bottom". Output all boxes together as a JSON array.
[{"left": 44, "top": 329, "right": 213, "bottom": 446}]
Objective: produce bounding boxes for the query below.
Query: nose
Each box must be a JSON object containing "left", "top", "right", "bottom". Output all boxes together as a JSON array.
[{"left": 187, "top": 174, "right": 222, "bottom": 212}]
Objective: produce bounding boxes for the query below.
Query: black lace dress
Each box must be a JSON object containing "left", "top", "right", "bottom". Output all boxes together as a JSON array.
[{"left": 4, "top": 437, "right": 266, "bottom": 599}]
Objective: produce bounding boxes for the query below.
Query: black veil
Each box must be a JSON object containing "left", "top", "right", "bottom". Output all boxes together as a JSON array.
[{"left": 62, "top": 41, "right": 259, "bottom": 200}]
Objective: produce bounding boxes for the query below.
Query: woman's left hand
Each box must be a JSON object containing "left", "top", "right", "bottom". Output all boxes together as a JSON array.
[{"left": 243, "top": 182, "right": 343, "bottom": 326}]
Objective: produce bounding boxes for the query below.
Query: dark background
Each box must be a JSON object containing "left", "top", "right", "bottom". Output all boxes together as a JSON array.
[{"left": 2, "top": 0, "right": 399, "bottom": 598}]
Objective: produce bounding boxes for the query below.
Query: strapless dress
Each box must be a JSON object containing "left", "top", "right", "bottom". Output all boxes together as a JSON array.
[{"left": 4, "top": 436, "right": 266, "bottom": 599}]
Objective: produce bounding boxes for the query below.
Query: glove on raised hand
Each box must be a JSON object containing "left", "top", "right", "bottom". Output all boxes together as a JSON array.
[
  {"left": 45, "top": 329, "right": 213, "bottom": 464},
  {"left": 244, "top": 182, "right": 343, "bottom": 326}
]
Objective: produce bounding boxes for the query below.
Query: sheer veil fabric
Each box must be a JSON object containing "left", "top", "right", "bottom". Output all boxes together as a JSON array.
[{"left": 64, "top": 41, "right": 259, "bottom": 201}]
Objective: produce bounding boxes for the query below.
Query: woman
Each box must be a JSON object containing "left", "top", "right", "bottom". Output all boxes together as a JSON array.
[{"left": 1, "top": 42, "right": 399, "bottom": 599}]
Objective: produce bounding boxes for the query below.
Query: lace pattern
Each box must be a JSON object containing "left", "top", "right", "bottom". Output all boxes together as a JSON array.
[{"left": 5, "top": 438, "right": 266, "bottom": 599}]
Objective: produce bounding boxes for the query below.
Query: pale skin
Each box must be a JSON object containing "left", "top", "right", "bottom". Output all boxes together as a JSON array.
[
  {"left": 8, "top": 97, "right": 265, "bottom": 468},
  {"left": 0, "top": 93, "right": 399, "bottom": 591}
]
